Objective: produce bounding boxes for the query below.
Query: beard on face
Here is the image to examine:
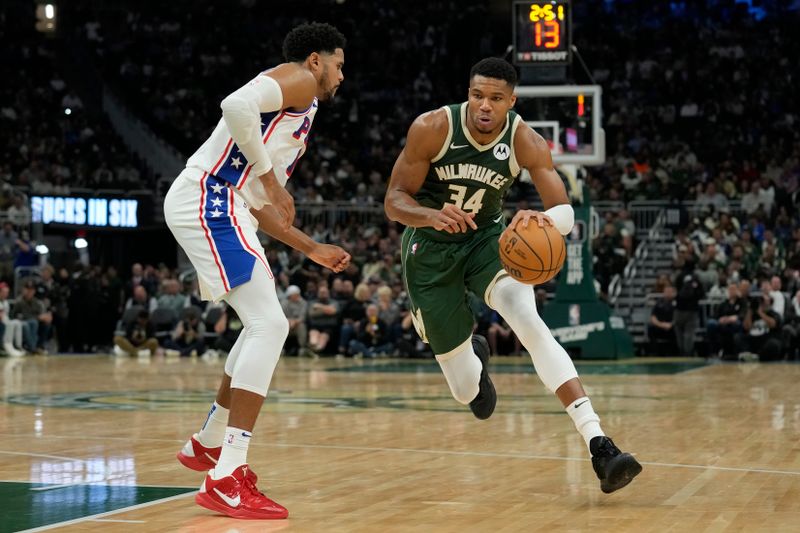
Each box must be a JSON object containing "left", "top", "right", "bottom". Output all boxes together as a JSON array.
[{"left": 318, "top": 66, "right": 337, "bottom": 102}]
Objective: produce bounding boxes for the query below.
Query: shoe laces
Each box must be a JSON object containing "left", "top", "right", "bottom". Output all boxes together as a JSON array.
[
  {"left": 593, "top": 437, "right": 620, "bottom": 458},
  {"left": 242, "top": 473, "right": 266, "bottom": 500}
]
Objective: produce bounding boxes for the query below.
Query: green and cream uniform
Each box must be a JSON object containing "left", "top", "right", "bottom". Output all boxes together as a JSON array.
[{"left": 401, "top": 102, "right": 524, "bottom": 354}]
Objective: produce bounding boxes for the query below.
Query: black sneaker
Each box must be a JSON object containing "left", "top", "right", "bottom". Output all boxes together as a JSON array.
[
  {"left": 590, "top": 436, "right": 642, "bottom": 493},
  {"left": 468, "top": 334, "right": 496, "bottom": 420}
]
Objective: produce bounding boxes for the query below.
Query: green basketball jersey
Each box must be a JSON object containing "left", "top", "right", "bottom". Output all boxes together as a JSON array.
[{"left": 415, "top": 102, "right": 523, "bottom": 242}]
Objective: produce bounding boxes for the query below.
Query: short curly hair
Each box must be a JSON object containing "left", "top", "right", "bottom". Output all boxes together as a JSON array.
[
  {"left": 469, "top": 57, "right": 518, "bottom": 87},
  {"left": 283, "top": 22, "right": 346, "bottom": 63}
]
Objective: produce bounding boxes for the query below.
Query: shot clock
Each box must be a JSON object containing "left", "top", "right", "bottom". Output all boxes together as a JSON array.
[{"left": 512, "top": 0, "right": 572, "bottom": 66}]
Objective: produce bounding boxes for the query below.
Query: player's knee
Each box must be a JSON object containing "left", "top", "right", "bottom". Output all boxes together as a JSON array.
[{"left": 247, "top": 313, "right": 290, "bottom": 342}]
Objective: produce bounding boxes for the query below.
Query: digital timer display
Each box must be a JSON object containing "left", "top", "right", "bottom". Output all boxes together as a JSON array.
[{"left": 512, "top": 0, "right": 572, "bottom": 66}]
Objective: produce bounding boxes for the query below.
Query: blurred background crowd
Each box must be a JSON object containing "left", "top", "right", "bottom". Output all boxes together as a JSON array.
[{"left": 1, "top": 0, "right": 798, "bottom": 361}]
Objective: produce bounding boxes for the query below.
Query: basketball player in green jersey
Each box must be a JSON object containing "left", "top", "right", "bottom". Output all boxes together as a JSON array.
[{"left": 385, "top": 58, "right": 641, "bottom": 493}]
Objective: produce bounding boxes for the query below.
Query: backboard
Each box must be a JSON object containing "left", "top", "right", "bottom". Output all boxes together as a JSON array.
[{"left": 513, "top": 85, "right": 605, "bottom": 166}]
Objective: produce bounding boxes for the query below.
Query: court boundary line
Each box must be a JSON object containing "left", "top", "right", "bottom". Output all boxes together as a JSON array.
[
  {"left": 0, "top": 450, "right": 89, "bottom": 463},
  {"left": 16, "top": 491, "right": 194, "bottom": 533},
  {"left": 4, "top": 434, "right": 800, "bottom": 478},
  {"left": 0, "top": 450, "right": 197, "bottom": 491},
  {"left": 0, "top": 478, "right": 196, "bottom": 490}
]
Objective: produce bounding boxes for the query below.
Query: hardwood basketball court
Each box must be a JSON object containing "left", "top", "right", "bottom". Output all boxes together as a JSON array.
[{"left": 1, "top": 354, "right": 798, "bottom": 532}]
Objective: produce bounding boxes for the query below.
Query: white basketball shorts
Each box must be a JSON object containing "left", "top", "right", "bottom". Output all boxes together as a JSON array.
[{"left": 164, "top": 167, "right": 273, "bottom": 302}]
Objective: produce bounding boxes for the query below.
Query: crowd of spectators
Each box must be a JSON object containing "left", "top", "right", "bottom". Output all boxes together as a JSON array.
[
  {"left": 3, "top": 1, "right": 800, "bottom": 360},
  {"left": 647, "top": 205, "right": 800, "bottom": 361}
]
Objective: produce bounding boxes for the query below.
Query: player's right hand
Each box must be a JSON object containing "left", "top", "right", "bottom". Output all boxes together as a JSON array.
[
  {"left": 431, "top": 204, "right": 477, "bottom": 234},
  {"left": 261, "top": 172, "right": 295, "bottom": 230},
  {"left": 308, "top": 243, "right": 351, "bottom": 273}
]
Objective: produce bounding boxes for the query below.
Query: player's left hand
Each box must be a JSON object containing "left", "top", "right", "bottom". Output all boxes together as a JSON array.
[{"left": 308, "top": 243, "right": 351, "bottom": 273}]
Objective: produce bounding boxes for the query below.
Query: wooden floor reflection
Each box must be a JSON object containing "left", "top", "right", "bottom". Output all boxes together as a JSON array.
[{"left": 1, "top": 354, "right": 799, "bottom": 532}]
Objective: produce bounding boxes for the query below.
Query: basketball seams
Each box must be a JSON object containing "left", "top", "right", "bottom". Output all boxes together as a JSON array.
[
  {"left": 510, "top": 227, "right": 546, "bottom": 271},
  {"left": 540, "top": 224, "right": 554, "bottom": 271}
]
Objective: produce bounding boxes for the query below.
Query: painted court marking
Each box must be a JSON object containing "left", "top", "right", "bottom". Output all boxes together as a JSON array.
[
  {"left": 4, "top": 436, "right": 800, "bottom": 478},
  {"left": 89, "top": 519, "right": 147, "bottom": 524},
  {"left": 17, "top": 492, "right": 194, "bottom": 533}
]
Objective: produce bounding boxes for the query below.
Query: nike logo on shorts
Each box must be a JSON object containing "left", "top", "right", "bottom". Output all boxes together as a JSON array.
[{"left": 493, "top": 215, "right": 504, "bottom": 223}]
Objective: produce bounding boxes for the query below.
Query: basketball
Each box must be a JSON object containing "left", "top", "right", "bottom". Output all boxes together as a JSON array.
[{"left": 499, "top": 222, "right": 566, "bottom": 285}]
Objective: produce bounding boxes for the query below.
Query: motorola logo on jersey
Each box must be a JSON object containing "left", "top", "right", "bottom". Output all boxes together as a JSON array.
[
  {"left": 31, "top": 196, "right": 139, "bottom": 228},
  {"left": 493, "top": 143, "right": 510, "bottom": 160}
]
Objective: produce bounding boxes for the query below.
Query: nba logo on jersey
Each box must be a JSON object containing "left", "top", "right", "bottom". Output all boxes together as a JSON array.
[
  {"left": 493, "top": 143, "right": 510, "bottom": 161},
  {"left": 411, "top": 242, "right": 419, "bottom": 255}
]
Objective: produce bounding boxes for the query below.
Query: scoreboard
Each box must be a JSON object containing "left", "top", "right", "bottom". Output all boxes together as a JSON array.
[{"left": 512, "top": 0, "right": 572, "bottom": 66}]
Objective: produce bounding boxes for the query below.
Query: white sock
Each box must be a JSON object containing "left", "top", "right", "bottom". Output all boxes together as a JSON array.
[
  {"left": 566, "top": 397, "right": 605, "bottom": 450},
  {"left": 213, "top": 426, "right": 252, "bottom": 478},
  {"left": 196, "top": 402, "right": 229, "bottom": 448}
]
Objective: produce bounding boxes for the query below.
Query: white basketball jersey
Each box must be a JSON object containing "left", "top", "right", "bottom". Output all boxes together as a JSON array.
[{"left": 186, "top": 76, "right": 318, "bottom": 209}]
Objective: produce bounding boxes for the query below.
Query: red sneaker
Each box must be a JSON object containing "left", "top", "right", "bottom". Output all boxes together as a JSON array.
[
  {"left": 176, "top": 434, "right": 221, "bottom": 471},
  {"left": 195, "top": 465, "right": 288, "bottom": 519}
]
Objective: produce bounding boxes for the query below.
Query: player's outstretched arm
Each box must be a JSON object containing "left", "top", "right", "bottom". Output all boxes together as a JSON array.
[
  {"left": 510, "top": 123, "right": 574, "bottom": 236},
  {"left": 250, "top": 205, "right": 350, "bottom": 273},
  {"left": 385, "top": 111, "right": 477, "bottom": 234}
]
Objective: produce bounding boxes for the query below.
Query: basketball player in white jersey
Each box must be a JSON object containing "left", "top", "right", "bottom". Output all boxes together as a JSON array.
[{"left": 164, "top": 23, "right": 349, "bottom": 519}]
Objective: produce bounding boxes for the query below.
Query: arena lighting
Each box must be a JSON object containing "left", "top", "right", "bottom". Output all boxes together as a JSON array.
[
  {"left": 64, "top": 108, "right": 71, "bottom": 115},
  {"left": 35, "top": 2, "right": 57, "bottom": 33},
  {"left": 74, "top": 238, "right": 88, "bottom": 249},
  {"left": 35, "top": 244, "right": 49, "bottom": 254}
]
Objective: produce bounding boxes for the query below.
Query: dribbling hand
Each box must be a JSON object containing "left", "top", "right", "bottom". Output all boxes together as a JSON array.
[
  {"left": 499, "top": 210, "right": 554, "bottom": 243},
  {"left": 508, "top": 210, "right": 554, "bottom": 230},
  {"left": 431, "top": 204, "right": 478, "bottom": 234},
  {"left": 309, "top": 243, "right": 351, "bottom": 273}
]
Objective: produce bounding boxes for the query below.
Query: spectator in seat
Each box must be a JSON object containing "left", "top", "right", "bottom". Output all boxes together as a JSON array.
[
  {"left": 126, "top": 263, "right": 144, "bottom": 297},
  {"left": 6, "top": 195, "right": 31, "bottom": 227},
  {"left": 213, "top": 305, "right": 243, "bottom": 354},
  {"left": 156, "top": 278, "right": 188, "bottom": 315},
  {"left": 781, "top": 290, "right": 800, "bottom": 360},
  {"left": 0, "top": 222, "right": 18, "bottom": 282},
  {"left": 766, "top": 276, "right": 786, "bottom": 318},
  {"left": 12, "top": 229, "right": 38, "bottom": 271},
  {"left": 281, "top": 285, "right": 309, "bottom": 356},
  {"left": 338, "top": 282, "right": 369, "bottom": 356},
  {"left": 706, "top": 282, "right": 746, "bottom": 358},
  {"left": 376, "top": 285, "right": 401, "bottom": 341},
  {"left": 113, "top": 310, "right": 159, "bottom": 357},
  {"left": 0, "top": 281, "right": 24, "bottom": 356},
  {"left": 14, "top": 280, "right": 53, "bottom": 354},
  {"left": 741, "top": 293, "right": 783, "bottom": 361},
  {"left": 648, "top": 285, "right": 677, "bottom": 356},
  {"left": 164, "top": 308, "right": 205, "bottom": 357},
  {"left": 487, "top": 310, "right": 521, "bottom": 355},
  {"left": 125, "top": 284, "right": 157, "bottom": 313},
  {"left": 307, "top": 285, "right": 340, "bottom": 353},
  {"left": 348, "top": 303, "right": 392, "bottom": 358},
  {"left": 673, "top": 272, "right": 704, "bottom": 357}
]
